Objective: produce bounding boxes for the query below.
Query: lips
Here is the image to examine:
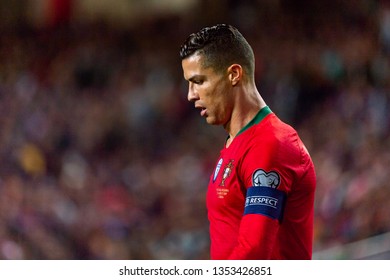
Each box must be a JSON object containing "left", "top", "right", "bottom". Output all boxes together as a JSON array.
[{"left": 195, "top": 105, "right": 207, "bottom": 117}]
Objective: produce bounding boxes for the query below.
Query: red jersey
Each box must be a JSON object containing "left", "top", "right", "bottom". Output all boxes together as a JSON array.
[{"left": 207, "top": 106, "right": 316, "bottom": 260}]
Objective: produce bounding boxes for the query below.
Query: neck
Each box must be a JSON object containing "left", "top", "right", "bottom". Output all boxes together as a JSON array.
[{"left": 224, "top": 84, "right": 266, "bottom": 141}]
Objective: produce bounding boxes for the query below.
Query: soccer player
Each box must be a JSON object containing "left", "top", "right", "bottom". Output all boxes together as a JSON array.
[{"left": 180, "top": 24, "right": 316, "bottom": 260}]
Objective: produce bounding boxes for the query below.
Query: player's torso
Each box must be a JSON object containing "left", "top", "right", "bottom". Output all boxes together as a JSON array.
[
  {"left": 206, "top": 135, "right": 248, "bottom": 258},
  {"left": 207, "top": 142, "right": 246, "bottom": 222},
  {"left": 207, "top": 113, "right": 286, "bottom": 220},
  {"left": 206, "top": 112, "right": 316, "bottom": 259}
]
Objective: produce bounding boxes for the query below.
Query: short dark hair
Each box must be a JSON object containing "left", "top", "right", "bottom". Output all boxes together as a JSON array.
[{"left": 180, "top": 24, "right": 255, "bottom": 76}]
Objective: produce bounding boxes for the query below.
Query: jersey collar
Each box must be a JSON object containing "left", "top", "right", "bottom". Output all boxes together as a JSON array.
[{"left": 236, "top": 106, "right": 272, "bottom": 137}]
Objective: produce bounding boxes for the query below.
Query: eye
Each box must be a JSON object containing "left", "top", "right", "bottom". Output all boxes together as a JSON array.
[{"left": 193, "top": 79, "right": 203, "bottom": 85}]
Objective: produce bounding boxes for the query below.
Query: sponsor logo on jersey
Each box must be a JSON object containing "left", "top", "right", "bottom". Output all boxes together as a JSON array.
[{"left": 252, "top": 169, "right": 280, "bottom": 189}]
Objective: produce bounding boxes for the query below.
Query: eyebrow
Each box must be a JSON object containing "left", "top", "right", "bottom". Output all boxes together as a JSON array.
[{"left": 187, "top": 74, "right": 205, "bottom": 82}]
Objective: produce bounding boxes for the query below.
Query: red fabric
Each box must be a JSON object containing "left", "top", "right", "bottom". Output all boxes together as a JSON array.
[{"left": 207, "top": 111, "right": 316, "bottom": 259}]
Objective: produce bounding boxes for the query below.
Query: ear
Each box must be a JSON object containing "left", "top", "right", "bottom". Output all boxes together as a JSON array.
[{"left": 228, "top": 64, "right": 242, "bottom": 86}]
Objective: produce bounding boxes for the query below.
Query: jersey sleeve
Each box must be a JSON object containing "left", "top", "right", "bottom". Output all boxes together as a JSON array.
[{"left": 228, "top": 138, "right": 292, "bottom": 259}]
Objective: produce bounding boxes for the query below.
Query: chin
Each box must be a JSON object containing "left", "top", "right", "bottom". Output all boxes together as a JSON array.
[
  {"left": 206, "top": 118, "right": 221, "bottom": 126},
  {"left": 205, "top": 118, "right": 217, "bottom": 125}
]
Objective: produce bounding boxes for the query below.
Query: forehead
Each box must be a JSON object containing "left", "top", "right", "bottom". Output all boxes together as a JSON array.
[{"left": 182, "top": 53, "right": 214, "bottom": 80}]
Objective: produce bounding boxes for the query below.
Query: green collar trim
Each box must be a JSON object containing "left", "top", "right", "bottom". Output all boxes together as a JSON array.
[{"left": 236, "top": 106, "right": 272, "bottom": 137}]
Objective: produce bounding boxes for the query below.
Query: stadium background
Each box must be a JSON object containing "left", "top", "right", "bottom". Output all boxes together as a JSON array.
[{"left": 0, "top": 0, "right": 390, "bottom": 259}]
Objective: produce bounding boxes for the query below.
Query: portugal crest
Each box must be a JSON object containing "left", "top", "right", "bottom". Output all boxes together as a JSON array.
[{"left": 220, "top": 160, "right": 234, "bottom": 186}]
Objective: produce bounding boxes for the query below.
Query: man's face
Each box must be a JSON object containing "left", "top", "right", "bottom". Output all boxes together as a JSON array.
[{"left": 182, "top": 53, "right": 233, "bottom": 126}]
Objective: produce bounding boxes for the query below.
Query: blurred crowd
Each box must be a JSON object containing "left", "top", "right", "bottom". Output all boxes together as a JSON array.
[{"left": 1, "top": 0, "right": 390, "bottom": 259}]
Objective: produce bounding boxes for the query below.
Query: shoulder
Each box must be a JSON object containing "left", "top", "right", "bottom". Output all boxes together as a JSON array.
[{"left": 250, "top": 114, "right": 299, "bottom": 147}]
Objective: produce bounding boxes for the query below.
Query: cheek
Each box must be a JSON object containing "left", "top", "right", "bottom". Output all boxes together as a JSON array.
[
  {"left": 202, "top": 79, "right": 231, "bottom": 110},
  {"left": 210, "top": 89, "right": 232, "bottom": 121},
  {"left": 207, "top": 82, "right": 226, "bottom": 100}
]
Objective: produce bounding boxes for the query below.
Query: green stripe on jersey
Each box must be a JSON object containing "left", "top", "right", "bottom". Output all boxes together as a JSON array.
[{"left": 236, "top": 106, "right": 272, "bottom": 137}]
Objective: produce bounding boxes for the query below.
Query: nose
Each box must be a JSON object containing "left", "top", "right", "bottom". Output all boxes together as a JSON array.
[{"left": 187, "top": 83, "right": 198, "bottom": 102}]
